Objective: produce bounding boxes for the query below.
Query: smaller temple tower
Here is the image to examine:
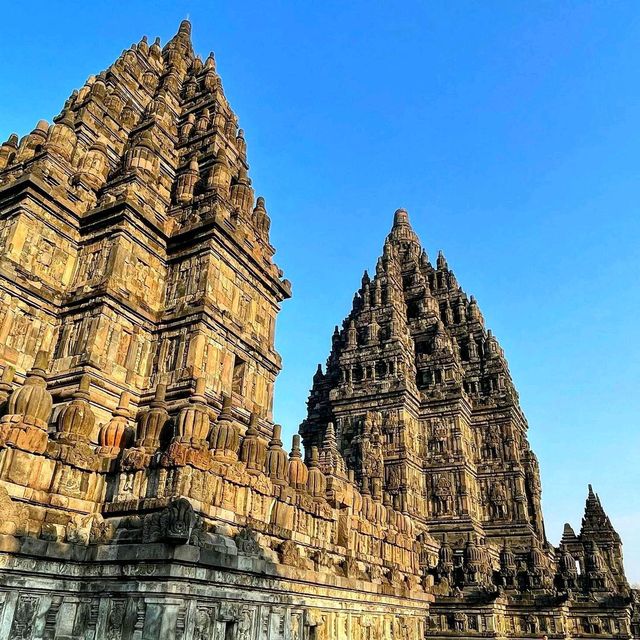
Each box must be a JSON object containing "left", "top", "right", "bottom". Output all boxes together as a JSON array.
[{"left": 561, "top": 485, "right": 628, "bottom": 593}]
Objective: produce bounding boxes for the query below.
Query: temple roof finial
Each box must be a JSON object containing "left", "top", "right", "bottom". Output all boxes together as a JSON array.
[
  {"left": 393, "top": 207, "right": 409, "bottom": 227},
  {"left": 178, "top": 19, "right": 192, "bottom": 36},
  {"left": 387, "top": 207, "right": 419, "bottom": 249}
]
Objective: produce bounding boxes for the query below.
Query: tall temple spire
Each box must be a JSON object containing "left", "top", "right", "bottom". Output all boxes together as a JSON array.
[
  {"left": 302, "top": 206, "right": 544, "bottom": 545},
  {"left": 300, "top": 206, "right": 633, "bottom": 620},
  {"left": 0, "top": 19, "right": 290, "bottom": 426}
]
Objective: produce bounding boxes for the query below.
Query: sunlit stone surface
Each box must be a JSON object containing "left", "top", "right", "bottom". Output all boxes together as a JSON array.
[{"left": 0, "top": 19, "right": 636, "bottom": 640}]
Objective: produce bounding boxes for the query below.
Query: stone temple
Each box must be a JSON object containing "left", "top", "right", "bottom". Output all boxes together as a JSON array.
[{"left": 0, "top": 19, "right": 636, "bottom": 640}]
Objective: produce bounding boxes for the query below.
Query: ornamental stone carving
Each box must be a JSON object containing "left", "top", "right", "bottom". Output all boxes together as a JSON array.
[{"left": 0, "top": 18, "right": 633, "bottom": 640}]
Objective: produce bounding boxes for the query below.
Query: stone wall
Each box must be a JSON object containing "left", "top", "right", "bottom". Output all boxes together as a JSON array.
[{"left": 0, "top": 533, "right": 429, "bottom": 639}]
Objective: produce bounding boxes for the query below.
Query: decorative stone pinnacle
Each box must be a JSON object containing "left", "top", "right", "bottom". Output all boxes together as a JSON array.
[
  {"left": 246, "top": 411, "right": 259, "bottom": 436},
  {"left": 113, "top": 391, "right": 131, "bottom": 417},
  {"left": 32, "top": 350, "right": 50, "bottom": 374},
  {"left": 73, "top": 374, "right": 92, "bottom": 400},
  {"left": 1, "top": 365, "right": 15, "bottom": 384},
  {"left": 220, "top": 395, "right": 233, "bottom": 419},
  {"left": 153, "top": 383, "right": 167, "bottom": 404},
  {"left": 270, "top": 424, "right": 283, "bottom": 447},
  {"left": 192, "top": 377, "right": 207, "bottom": 401},
  {"left": 290, "top": 434, "right": 302, "bottom": 458},
  {"left": 393, "top": 208, "right": 409, "bottom": 226}
]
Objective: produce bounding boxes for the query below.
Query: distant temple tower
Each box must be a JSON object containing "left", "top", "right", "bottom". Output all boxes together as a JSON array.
[
  {"left": 301, "top": 208, "right": 545, "bottom": 546},
  {"left": 301, "top": 208, "right": 633, "bottom": 611}
]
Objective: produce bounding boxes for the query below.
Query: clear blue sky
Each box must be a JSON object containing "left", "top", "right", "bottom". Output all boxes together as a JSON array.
[{"left": 1, "top": 2, "right": 638, "bottom": 581}]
